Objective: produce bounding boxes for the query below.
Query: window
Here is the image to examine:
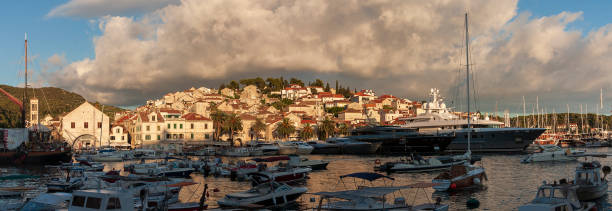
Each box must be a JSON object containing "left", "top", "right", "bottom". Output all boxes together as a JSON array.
[
  {"left": 174, "top": 124, "right": 177, "bottom": 129},
  {"left": 157, "top": 126, "right": 160, "bottom": 131},
  {"left": 121, "top": 136, "right": 124, "bottom": 140},
  {"left": 205, "top": 134, "right": 210, "bottom": 139},
  {"left": 146, "top": 126, "right": 150, "bottom": 131},
  {"left": 72, "top": 196, "right": 85, "bottom": 207},
  {"left": 110, "top": 136, "right": 115, "bottom": 140},
  {"left": 116, "top": 128, "right": 120, "bottom": 133},
  {"left": 191, "top": 123, "right": 194, "bottom": 129},
  {"left": 180, "top": 124, "right": 183, "bottom": 129},
  {"left": 179, "top": 134, "right": 184, "bottom": 139},
  {"left": 205, "top": 124, "right": 208, "bottom": 129},
  {"left": 145, "top": 135, "right": 151, "bottom": 140},
  {"left": 84, "top": 122, "right": 89, "bottom": 128},
  {"left": 157, "top": 135, "right": 160, "bottom": 140},
  {"left": 31, "top": 114, "right": 37, "bottom": 121},
  {"left": 85, "top": 197, "right": 101, "bottom": 209},
  {"left": 152, "top": 116, "right": 156, "bottom": 121},
  {"left": 106, "top": 197, "right": 122, "bottom": 210},
  {"left": 167, "top": 124, "right": 171, "bottom": 129},
  {"left": 191, "top": 133, "right": 194, "bottom": 139},
  {"left": 31, "top": 104, "right": 37, "bottom": 111},
  {"left": 166, "top": 134, "right": 171, "bottom": 139},
  {"left": 98, "top": 122, "right": 102, "bottom": 128}
]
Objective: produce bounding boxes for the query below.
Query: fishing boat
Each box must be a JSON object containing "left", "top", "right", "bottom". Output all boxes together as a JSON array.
[
  {"left": 518, "top": 181, "right": 595, "bottom": 211},
  {"left": 521, "top": 145, "right": 583, "bottom": 163},
  {"left": 375, "top": 153, "right": 471, "bottom": 173},
  {"left": 573, "top": 161, "right": 609, "bottom": 201},
  {"left": 217, "top": 181, "right": 307, "bottom": 208}
]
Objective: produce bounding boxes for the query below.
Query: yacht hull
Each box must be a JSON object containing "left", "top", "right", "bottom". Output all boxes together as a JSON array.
[
  {"left": 311, "top": 145, "right": 341, "bottom": 154},
  {"left": 445, "top": 128, "right": 546, "bottom": 152}
]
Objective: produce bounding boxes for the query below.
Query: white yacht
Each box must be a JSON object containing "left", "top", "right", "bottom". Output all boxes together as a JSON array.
[
  {"left": 400, "top": 88, "right": 546, "bottom": 152},
  {"left": 519, "top": 182, "right": 595, "bottom": 211}
]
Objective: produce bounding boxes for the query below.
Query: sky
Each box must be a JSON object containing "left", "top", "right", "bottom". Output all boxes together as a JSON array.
[{"left": 2, "top": 0, "right": 612, "bottom": 115}]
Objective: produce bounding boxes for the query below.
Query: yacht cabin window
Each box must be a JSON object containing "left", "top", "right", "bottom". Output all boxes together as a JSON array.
[
  {"left": 107, "top": 197, "right": 122, "bottom": 210},
  {"left": 72, "top": 196, "right": 86, "bottom": 207},
  {"left": 85, "top": 197, "right": 102, "bottom": 209}
]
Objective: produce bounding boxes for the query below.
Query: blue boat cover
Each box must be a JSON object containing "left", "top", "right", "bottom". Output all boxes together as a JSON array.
[{"left": 340, "top": 172, "right": 394, "bottom": 181}]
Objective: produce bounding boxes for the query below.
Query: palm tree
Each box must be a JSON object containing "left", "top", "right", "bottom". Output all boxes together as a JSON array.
[
  {"left": 319, "top": 117, "right": 336, "bottom": 139},
  {"left": 210, "top": 110, "right": 226, "bottom": 141},
  {"left": 223, "top": 113, "right": 243, "bottom": 145},
  {"left": 252, "top": 118, "right": 266, "bottom": 141},
  {"left": 299, "top": 124, "right": 314, "bottom": 140},
  {"left": 337, "top": 123, "right": 350, "bottom": 136},
  {"left": 274, "top": 118, "right": 295, "bottom": 140}
]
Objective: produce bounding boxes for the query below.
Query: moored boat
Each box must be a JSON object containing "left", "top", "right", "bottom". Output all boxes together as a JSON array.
[
  {"left": 217, "top": 181, "right": 307, "bottom": 209},
  {"left": 518, "top": 181, "right": 595, "bottom": 211}
]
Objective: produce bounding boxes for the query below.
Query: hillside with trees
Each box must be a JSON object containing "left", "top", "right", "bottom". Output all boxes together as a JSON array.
[{"left": 0, "top": 85, "right": 124, "bottom": 128}]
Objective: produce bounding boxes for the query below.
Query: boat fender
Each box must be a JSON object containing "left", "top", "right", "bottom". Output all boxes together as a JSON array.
[
  {"left": 466, "top": 198, "right": 480, "bottom": 209},
  {"left": 473, "top": 178, "right": 481, "bottom": 185},
  {"left": 375, "top": 159, "right": 381, "bottom": 165},
  {"left": 450, "top": 183, "right": 457, "bottom": 189}
]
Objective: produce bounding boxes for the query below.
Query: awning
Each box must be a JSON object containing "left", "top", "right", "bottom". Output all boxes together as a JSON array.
[{"left": 340, "top": 172, "right": 394, "bottom": 181}]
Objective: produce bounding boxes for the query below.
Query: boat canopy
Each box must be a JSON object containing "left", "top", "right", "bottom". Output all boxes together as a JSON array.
[
  {"left": 251, "top": 156, "right": 290, "bottom": 162},
  {"left": 315, "top": 183, "right": 436, "bottom": 199},
  {"left": 340, "top": 172, "right": 394, "bottom": 181}
]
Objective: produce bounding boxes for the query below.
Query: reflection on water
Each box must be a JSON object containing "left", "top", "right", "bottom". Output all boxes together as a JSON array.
[{"left": 1, "top": 148, "right": 612, "bottom": 210}]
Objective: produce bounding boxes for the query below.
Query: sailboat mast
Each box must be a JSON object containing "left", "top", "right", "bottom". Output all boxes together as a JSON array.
[
  {"left": 567, "top": 104, "right": 570, "bottom": 134},
  {"left": 523, "top": 96, "right": 526, "bottom": 127},
  {"left": 22, "top": 33, "right": 28, "bottom": 128},
  {"left": 465, "top": 13, "right": 471, "bottom": 154}
]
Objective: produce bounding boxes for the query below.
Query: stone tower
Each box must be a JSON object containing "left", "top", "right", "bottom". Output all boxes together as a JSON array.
[{"left": 30, "top": 97, "right": 38, "bottom": 126}]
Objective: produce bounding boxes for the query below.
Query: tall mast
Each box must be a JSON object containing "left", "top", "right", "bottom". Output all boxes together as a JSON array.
[
  {"left": 465, "top": 13, "right": 471, "bottom": 154},
  {"left": 536, "top": 96, "right": 539, "bottom": 128},
  {"left": 523, "top": 96, "right": 526, "bottom": 128},
  {"left": 22, "top": 33, "right": 28, "bottom": 128},
  {"left": 567, "top": 104, "right": 570, "bottom": 134}
]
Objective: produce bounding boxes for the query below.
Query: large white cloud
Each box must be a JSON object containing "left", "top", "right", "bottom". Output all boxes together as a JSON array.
[
  {"left": 47, "top": 0, "right": 612, "bottom": 108},
  {"left": 47, "top": 0, "right": 180, "bottom": 18}
]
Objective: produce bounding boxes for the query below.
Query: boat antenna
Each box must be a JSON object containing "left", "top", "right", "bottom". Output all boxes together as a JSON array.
[
  {"left": 22, "top": 33, "right": 28, "bottom": 128},
  {"left": 465, "top": 13, "right": 471, "bottom": 156}
]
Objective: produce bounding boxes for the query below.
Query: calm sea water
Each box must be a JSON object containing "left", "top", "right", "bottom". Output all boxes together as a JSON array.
[{"left": 2, "top": 148, "right": 612, "bottom": 211}]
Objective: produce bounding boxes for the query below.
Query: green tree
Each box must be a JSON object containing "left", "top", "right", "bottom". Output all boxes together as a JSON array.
[
  {"left": 252, "top": 118, "right": 267, "bottom": 140},
  {"left": 337, "top": 123, "right": 350, "bottom": 136},
  {"left": 290, "top": 78, "right": 304, "bottom": 87},
  {"left": 299, "top": 124, "right": 315, "bottom": 140},
  {"left": 324, "top": 83, "right": 331, "bottom": 92},
  {"left": 325, "top": 107, "right": 346, "bottom": 117},
  {"left": 319, "top": 117, "right": 336, "bottom": 139},
  {"left": 210, "top": 110, "right": 227, "bottom": 141},
  {"left": 274, "top": 118, "right": 295, "bottom": 140},
  {"left": 223, "top": 113, "right": 243, "bottom": 145},
  {"left": 271, "top": 98, "right": 293, "bottom": 111},
  {"left": 228, "top": 80, "right": 240, "bottom": 90},
  {"left": 311, "top": 79, "right": 324, "bottom": 87}
]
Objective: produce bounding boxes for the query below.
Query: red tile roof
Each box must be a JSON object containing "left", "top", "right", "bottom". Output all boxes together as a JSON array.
[
  {"left": 182, "top": 113, "right": 211, "bottom": 121},
  {"left": 300, "top": 119, "right": 317, "bottom": 124},
  {"left": 160, "top": 108, "right": 181, "bottom": 113}
]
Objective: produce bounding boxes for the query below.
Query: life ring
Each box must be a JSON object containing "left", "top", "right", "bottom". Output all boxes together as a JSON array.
[{"left": 375, "top": 159, "right": 381, "bottom": 165}]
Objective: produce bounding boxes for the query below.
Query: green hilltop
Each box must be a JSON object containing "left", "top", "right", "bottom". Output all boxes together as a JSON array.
[{"left": 0, "top": 85, "right": 124, "bottom": 128}]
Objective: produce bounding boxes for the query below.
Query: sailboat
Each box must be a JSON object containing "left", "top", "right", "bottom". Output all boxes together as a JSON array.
[
  {"left": 0, "top": 33, "right": 72, "bottom": 164},
  {"left": 432, "top": 13, "right": 486, "bottom": 192}
]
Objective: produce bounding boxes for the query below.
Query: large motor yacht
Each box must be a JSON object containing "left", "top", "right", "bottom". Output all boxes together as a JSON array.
[{"left": 400, "top": 88, "right": 546, "bottom": 152}]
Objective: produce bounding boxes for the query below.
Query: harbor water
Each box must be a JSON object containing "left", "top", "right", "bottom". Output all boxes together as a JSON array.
[{"left": 2, "top": 149, "right": 612, "bottom": 210}]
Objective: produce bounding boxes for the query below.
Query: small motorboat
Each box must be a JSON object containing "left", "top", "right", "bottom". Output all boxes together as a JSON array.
[
  {"left": 326, "top": 137, "right": 379, "bottom": 154},
  {"left": 375, "top": 153, "right": 470, "bottom": 173},
  {"left": 248, "top": 166, "right": 311, "bottom": 186},
  {"left": 253, "top": 142, "right": 280, "bottom": 155},
  {"left": 314, "top": 172, "right": 448, "bottom": 211},
  {"left": 223, "top": 147, "right": 251, "bottom": 157},
  {"left": 307, "top": 141, "right": 341, "bottom": 154},
  {"left": 521, "top": 145, "right": 583, "bottom": 163},
  {"left": 19, "top": 192, "right": 72, "bottom": 210},
  {"left": 217, "top": 181, "right": 307, "bottom": 208},
  {"left": 432, "top": 162, "right": 486, "bottom": 192},
  {"left": 287, "top": 154, "right": 329, "bottom": 170},
  {"left": 46, "top": 167, "right": 87, "bottom": 192},
  {"left": 518, "top": 181, "right": 595, "bottom": 211}
]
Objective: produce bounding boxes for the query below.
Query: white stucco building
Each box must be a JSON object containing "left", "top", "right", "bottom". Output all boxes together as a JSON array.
[{"left": 61, "top": 102, "right": 110, "bottom": 149}]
